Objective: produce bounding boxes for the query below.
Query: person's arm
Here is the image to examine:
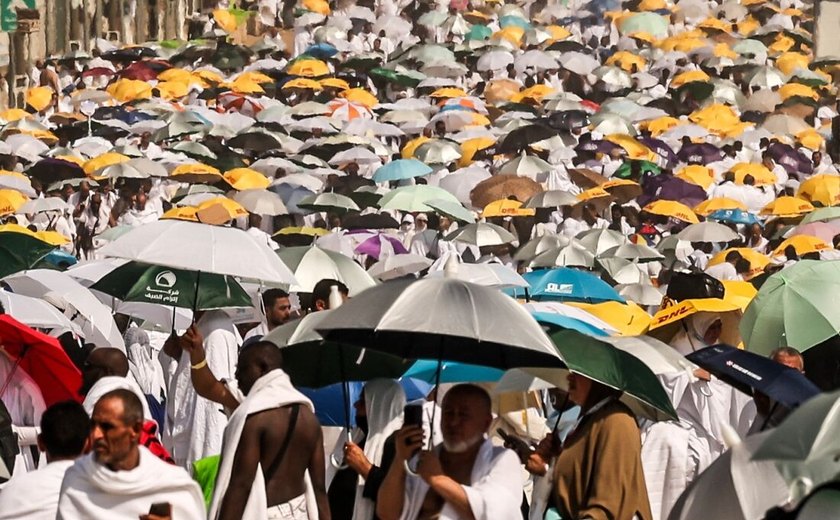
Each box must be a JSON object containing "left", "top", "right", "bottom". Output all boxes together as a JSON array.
[
  {"left": 218, "top": 415, "right": 263, "bottom": 520},
  {"left": 376, "top": 426, "right": 424, "bottom": 520},
  {"left": 417, "top": 452, "right": 475, "bottom": 520},
  {"left": 307, "top": 415, "right": 332, "bottom": 520},
  {"left": 182, "top": 325, "right": 240, "bottom": 410},
  {"left": 345, "top": 440, "right": 373, "bottom": 479},
  {"left": 362, "top": 435, "right": 396, "bottom": 499}
]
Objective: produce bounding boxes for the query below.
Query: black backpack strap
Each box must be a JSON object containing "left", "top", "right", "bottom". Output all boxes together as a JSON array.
[{"left": 265, "top": 404, "right": 301, "bottom": 477}]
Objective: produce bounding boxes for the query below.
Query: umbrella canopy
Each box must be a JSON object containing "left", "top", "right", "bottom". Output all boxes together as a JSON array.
[
  {"left": 0, "top": 289, "right": 80, "bottom": 335},
  {"left": 298, "top": 192, "right": 360, "bottom": 214},
  {"left": 378, "top": 185, "right": 461, "bottom": 212},
  {"left": 316, "top": 277, "right": 564, "bottom": 369},
  {"left": 516, "top": 268, "right": 625, "bottom": 303},
  {"left": 98, "top": 220, "right": 297, "bottom": 285},
  {"left": 0, "top": 315, "right": 81, "bottom": 406},
  {"left": 0, "top": 227, "right": 56, "bottom": 278},
  {"left": 741, "top": 260, "right": 840, "bottom": 354},
  {"left": 444, "top": 222, "right": 517, "bottom": 247},
  {"left": 372, "top": 159, "right": 432, "bottom": 183},
  {"left": 276, "top": 246, "right": 376, "bottom": 295},
  {"left": 367, "top": 254, "right": 433, "bottom": 281},
  {"left": 677, "top": 221, "right": 741, "bottom": 242}
]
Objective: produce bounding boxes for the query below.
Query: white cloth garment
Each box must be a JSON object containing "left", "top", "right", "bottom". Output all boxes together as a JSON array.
[
  {"left": 56, "top": 446, "right": 205, "bottom": 519},
  {"left": 124, "top": 327, "right": 166, "bottom": 401},
  {"left": 669, "top": 313, "right": 721, "bottom": 356},
  {"left": 0, "top": 459, "right": 74, "bottom": 520},
  {"left": 82, "top": 376, "right": 152, "bottom": 422},
  {"left": 209, "top": 369, "right": 318, "bottom": 520},
  {"left": 0, "top": 354, "right": 46, "bottom": 474},
  {"left": 163, "top": 310, "right": 239, "bottom": 467},
  {"left": 267, "top": 494, "right": 309, "bottom": 520},
  {"left": 397, "top": 438, "right": 523, "bottom": 520},
  {"left": 352, "top": 379, "right": 406, "bottom": 520}
]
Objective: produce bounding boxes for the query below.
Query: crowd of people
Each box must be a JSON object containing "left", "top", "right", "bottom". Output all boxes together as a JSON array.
[{"left": 0, "top": 0, "right": 837, "bottom": 518}]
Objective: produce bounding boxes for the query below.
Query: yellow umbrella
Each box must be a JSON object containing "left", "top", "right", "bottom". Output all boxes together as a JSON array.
[
  {"left": 302, "top": 0, "right": 330, "bottom": 14},
  {"left": 797, "top": 129, "right": 824, "bottom": 151},
  {"left": 195, "top": 69, "right": 224, "bottom": 85},
  {"left": 196, "top": 197, "right": 249, "bottom": 224},
  {"left": 162, "top": 206, "right": 199, "bottom": 222},
  {"left": 642, "top": 116, "right": 683, "bottom": 136},
  {"left": 605, "top": 51, "right": 647, "bottom": 72},
  {"left": 21, "top": 130, "right": 58, "bottom": 145},
  {"left": 698, "top": 17, "right": 731, "bottom": 32},
  {"left": 212, "top": 8, "right": 238, "bottom": 33},
  {"left": 649, "top": 298, "right": 741, "bottom": 330},
  {"left": 769, "top": 35, "right": 796, "bottom": 54},
  {"left": 458, "top": 137, "right": 495, "bottom": 167},
  {"left": 0, "top": 108, "right": 30, "bottom": 122},
  {"left": 281, "top": 78, "right": 323, "bottom": 91},
  {"left": 676, "top": 164, "right": 715, "bottom": 189},
  {"left": 106, "top": 79, "right": 153, "bottom": 102},
  {"left": 0, "top": 223, "right": 39, "bottom": 237},
  {"left": 670, "top": 70, "right": 711, "bottom": 88},
  {"left": 628, "top": 32, "right": 658, "bottom": 45},
  {"left": 482, "top": 199, "right": 535, "bottom": 217},
  {"left": 319, "top": 77, "right": 350, "bottom": 91},
  {"left": 601, "top": 179, "right": 642, "bottom": 203},
  {"left": 568, "top": 301, "right": 651, "bottom": 336},
  {"left": 171, "top": 163, "right": 223, "bottom": 184},
  {"left": 546, "top": 25, "right": 571, "bottom": 41},
  {"left": 339, "top": 88, "right": 379, "bottom": 109},
  {"left": 0, "top": 189, "right": 28, "bottom": 215},
  {"left": 0, "top": 224, "right": 68, "bottom": 245},
  {"left": 689, "top": 104, "right": 742, "bottom": 135},
  {"left": 157, "top": 68, "right": 196, "bottom": 84},
  {"left": 798, "top": 174, "right": 840, "bottom": 207},
  {"left": 401, "top": 136, "right": 431, "bottom": 159},
  {"left": 56, "top": 154, "right": 85, "bottom": 166},
  {"left": 713, "top": 43, "right": 738, "bottom": 59},
  {"left": 721, "top": 280, "right": 758, "bottom": 311},
  {"left": 638, "top": 0, "right": 667, "bottom": 10},
  {"left": 236, "top": 71, "right": 274, "bottom": 84},
  {"left": 772, "top": 235, "right": 831, "bottom": 257},
  {"left": 512, "top": 84, "right": 555, "bottom": 103},
  {"left": 605, "top": 134, "right": 657, "bottom": 161},
  {"left": 643, "top": 200, "right": 700, "bottom": 223},
  {"left": 83, "top": 152, "right": 130, "bottom": 176},
  {"left": 776, "top": 52, "right": 810, "bottom": 75},
  {"left": 287, "top": 59, "right": 330, "bottom": 78},
  {"left": 484, "top": 79, "right": 521, "bottom": 104},
  {"left": 577, "top": 187, "right": 611, "bottom": 203},
  {"left": 25, "top": 86, "right": 54, "bottom": 112},
  {"left": 694, "top": 197, "right": 748, "bottom": 216},
  {"left": 223, "top": 168, "right": 270, "bottom": 191},
  {"left": 709, "top": 248, "right": 770, "bottom": 280},
  {"left": 430, "top": 87, "right": 468, "bottom": 99},
  {"left": 156, "top": 80, "right": 191, "bottom": 100},
  {"left": 274, "top": 226, "right": 331, "bottom": 237},
  {"left": 493, "top": 26, "right": 525, "bottom": 45},
  {"left": 731, "top": 162, "right": 776, "bottom": 186},
  {"left": 779, "top": 83, "right": 819, "bottom": 101},
  {"left": 229, "top": 78, "right": 266, "bottom": 95},
  {"left": 760, "top": 196, "right": 815, "bottom": 218}
]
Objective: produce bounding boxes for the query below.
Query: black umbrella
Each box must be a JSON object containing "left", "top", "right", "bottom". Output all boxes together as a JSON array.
[
  {"left": 343, "top": 213, "right": 400, "bottom": 230},
  {"left": 226, "top": 132, "right": 282, "bottom": 153},
  {"left": 101, "top": 46, "right": 157, "bottom": 62},
  {"left": 547, "top": 40, "right": 586, "bottom": 53},
  {"left": 546, "top": 110, "right": 590, "bottom": 131},
  {"left": 27, "top": 158, "right": 86, "bottom": 184},
  {"left": 496, "top": 124, "right": 558, "bottom": 153}
]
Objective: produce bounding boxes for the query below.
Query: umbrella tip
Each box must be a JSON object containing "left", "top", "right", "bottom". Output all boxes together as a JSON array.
[
  {"left": 329, "top": 285, "right": 344, "bottom": 309},
  {"left": 444, "top": 255, "right": 460, "bottom": 278},
  {"left": 721, "top": 424, "right": 742, "bottom": 449}
]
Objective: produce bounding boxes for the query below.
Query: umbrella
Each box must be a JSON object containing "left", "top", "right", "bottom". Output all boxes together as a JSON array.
[
  {"left": 276, "top": 246, "right": 376, "bottom": 295},
  {"left": 0, "top": 229, "right": 56, "bottom": 278},
  {"left": 514, "top": 235, "right": 572, "bottom": 262},
  {"left": 524, "top": 190, "right": 579, "bottom": 209},
  {"left": 98, "top": 220, "right": 296, "bottom": 285},
  {"left": 708, "top": 209, "right": 761, "bottom": 227},
  {"left": 0, "top": 289, "right": 80, "bottom": 335},
  {"left": 761, "top": 197, "right": 815, "bottom": 219},
  {"left": 470, "top": 175, "right": 543, "bottom": 209},
  {"left": 741, "top": 260, "right": 840, "bottom": 354},
  {"left": 677, "top": 222, "right": 741, "bottom": 243},
  {"left": 354, "top": 234, "right": 408, "bottom": 260},
  {"left": 403, "top": 360, "right": 503, "bottom": 384},
  {"left": 444, "top": 222, "right": 517, "bottom": 247},
  {"left": 514, "top": 268, "right": 625, "bottom": 303},
  {"left": 616, "top": 283, "right": 663, "bottom": 306},
  {"left": 378, "top": 185, "right": 461, "bottom": 212},
  {"left": 531, "top": 244, "right": 596, "bottom": 269},
  {"left": 496, "top": 124, "right": 558, "bottom": 154},
  {"left": 0, "top": 315, "right": 81, "bottom": 406},
  {"left": 298, "top": 192, "right": 360, "bottom": 214},
  {"left": 413, "top": 139, "right": 462, "bottom": 165},
  {"left": 695, "top": 197, "right": 748, "bottom": 216},
  {"left": 643, "top": 200, "right": 700, "bottom": 224},
  {"left": 426, "top": 262, "right": 528, "bottom": 290},
  {"left": 232, "top": 189, "right": 288, "bottom": 216},
  {"left": 498, "top": 153, "right": 553, "bottom": 178},
  {"left": 687, "top": 344, "right": 820, "bottom": 408},
  {"left": 424, "top": 199, "right": 476, "bottom": 224},
  {"left": 367, "top": 254, "right": 433, "bottom": 281},
  {"left": 576, "top": 228, "right": 629, "bottom": 255},
  {"left": 801, "top": 207, "right": 840, "bottom": 224},
  {"left": 600, "top": 242, "right": 664, "bottom": 262},
  {"left": 316, "top": 277, "right": 565, "bottom": 370},
  {"left": 372, "top": 159, "right": 432, "bottom": 183},
  {"left": 90, "top": 261, "right": 252, "bottom": 311},
  {"left": 798, "top": 175, "right": 840, "bottom": 207}
]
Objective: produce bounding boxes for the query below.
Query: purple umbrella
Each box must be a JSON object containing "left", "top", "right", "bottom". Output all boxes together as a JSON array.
[
  {"left": 638, "top": 137, "right": 677, "bottom": 167},
  {"left": 677, "top": 142, "right": 723, "bottom": 164},
  {"left": 354, "top": 233, "right": 408, "bottom": 260},
  {"left": 637, "top": 175, "right": 707, "bottom": 208},
  {"left": 767, "top": 142, "right": 812, "bottom": 176},
  {"left": 575, "top": 139, "right": 623, "bottom": 156}
]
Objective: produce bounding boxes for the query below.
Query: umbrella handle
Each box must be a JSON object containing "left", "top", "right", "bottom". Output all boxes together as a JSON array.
[
  {"left": 330, "top": 452, "right": 349, "bottom": 470},
  {"left": 403, "top": 457, "right": 420, "bottom": 476}
]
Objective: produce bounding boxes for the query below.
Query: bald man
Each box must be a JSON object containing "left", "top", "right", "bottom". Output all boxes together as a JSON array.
[{"left": 80, "top": 348, "right": 151, "bottom": 423}]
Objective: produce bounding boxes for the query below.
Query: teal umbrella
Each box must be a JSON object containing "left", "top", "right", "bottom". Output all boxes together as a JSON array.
[
  {"left": 403, "top": 360, "right": 503, "bottom": 383},
  {"left": 499, "top": 15, "right": 531, "bottom": 30},
  {"left": 90, "top": 261, "right": 252, "bottom": 310},
  {"left": 466, "top": 24, "right": 492, "bottom": 41},
  {"left": 0, "top": 231, "right": 56, "bottom": 279},
  {"left": 619, "top": 12, "right": 669, "bottom": 38}
]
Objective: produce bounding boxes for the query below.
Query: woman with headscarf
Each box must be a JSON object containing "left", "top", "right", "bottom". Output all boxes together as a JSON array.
[
  {"left": 328, "top": 378, "right": 406, "bottom": 520},
  {"left": 668, "top": 312, "right": 722, "bottom": 356},
  {"left": 549, "top": 373, "right": 652, "bottom": 520},
  {"left": 124, "top": 326, "right": 167, "bottom": 427}
]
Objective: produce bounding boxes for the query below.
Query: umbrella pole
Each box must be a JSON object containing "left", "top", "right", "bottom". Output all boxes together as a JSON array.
[
  {"left": 0, "top": 345, "right": 28, "bottom": 400},
  {"left": 330, "top": 347, "right": 352, "bottom": 470},
  {"left": 191, "top": 271, "right": 202, "bottom": 323},
  {"left": 428, "top": 349, "right": 443, "bottom": 451}
]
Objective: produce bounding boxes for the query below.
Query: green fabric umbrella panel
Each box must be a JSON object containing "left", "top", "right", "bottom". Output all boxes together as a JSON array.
[
  {"left": 90, "top": 261, "right": 252, "bottom": 310},
  {"left": 522, "top": 328, "right": 678, "bottom": 422},
  {"left": 0, "top": 231, "right": 56, "bottom": 279}
]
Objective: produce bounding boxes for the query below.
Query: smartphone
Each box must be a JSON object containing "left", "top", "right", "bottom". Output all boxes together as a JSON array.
[
  {"left": 149, "top": 502, "right": 172, "bottom": 517},
  {"left": 497, "top": 428, "right": 534, "bottom": 463},
  {"left": 403, "top": 403, "right": 424, "bottom": 428}
]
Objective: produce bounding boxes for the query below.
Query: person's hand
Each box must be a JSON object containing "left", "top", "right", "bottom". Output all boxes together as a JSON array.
[
  {"left": 693, "top": 368, "right": 711, "bottom": 381},
  {"left": 181, "top": 325, "right": 205, "bottom": 364},
  {"left": 524, "top": 452, "right": 550, "bottom": 476},
  {"left": 416, "top": 450, "right": 444, "bottom": 484},
  {"left": 394, "top": 426, "right": 424, "bottom": 462},
  {"left": 344, "top": 441, "right": 372, "bottom": 477}
]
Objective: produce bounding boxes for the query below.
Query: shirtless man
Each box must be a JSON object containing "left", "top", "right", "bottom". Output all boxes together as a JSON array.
[{"left": 216, "top": 343, "right": 330, "bottom": 520}]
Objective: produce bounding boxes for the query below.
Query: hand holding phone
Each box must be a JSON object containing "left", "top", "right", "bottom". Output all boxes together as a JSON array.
[{"left": 497, "top": 428, "right": 534, "bottom": 464}]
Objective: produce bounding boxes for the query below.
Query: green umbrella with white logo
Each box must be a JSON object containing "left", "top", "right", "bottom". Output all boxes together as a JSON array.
[{"left": 90, "top": 261, "right": 252, "bottom": 311}]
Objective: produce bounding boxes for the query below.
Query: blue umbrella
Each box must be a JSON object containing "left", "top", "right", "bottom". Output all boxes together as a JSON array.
[
  {"left": 708, "top": 209, "right": 761, "bottom": 226},
  {"left": 304, "top": 43, "right": 338, "bottom": 59},
  {"left": 41, "top": 250, "right": 78, "bottom": 269},
  {"left": 400, "top": 378, "right": 433, "bottom": 401},
  {"left": 530, "top": 312, "right": 610, "bottom": 336},
  {"left": 270, "top": 183, "right": 314, "bottom": 214},
  {"left": 372, "top": 159, "right": 433, "bottom": 183},
  {"left": 403, "top": 360, "right": 504, "bottom": 384},
  {"left": 300, "top": 382, "right": 364, "bottom": 427},
  {"left": 514, "top": 268, "right": 625, "bottom": 304},
  {"left": 499, "top": 15, "right": 531, "bottom": 30},
  {"left": 686, "top": 345, "right": 820, "bottom": 408}
]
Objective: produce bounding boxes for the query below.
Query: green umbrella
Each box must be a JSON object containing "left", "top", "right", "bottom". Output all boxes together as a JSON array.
[
  {"left": 378, "top": 185, "right": 461, "bottom": 212},
  {"left": 677, "top": 81, "right": 715, "bottom": 102},
  {"left": 297, "top": 192, "right": 360, "bottom": 214},
  {"left": 741, "top": 260, "right": 840, "bottom": 354},
  {"left": 264, "top": 311, "right": 412, "bottom": 388},
  {"left": 523, "top": 328, "right": 678, "bottom": 421},
  {"left": 619, "top": 12, "right": 669, "bottom": 38},
  {"left": 424, "top": 198, "right": 476, "bottom": 223},
  {"left": 801, "top": 206, "right": 840, "bottom": 224},
  {"left": 370, "top": 67, "right": 423, "bottom": 87},
  {"left": 614, "top": 160, "right": 661, "bottom": 180},
  {"left": 90, "top": 261, "right": 252, "bottom": 310},
  {"left": 0, "top": 231, "right": 56, "bottom": 279}
]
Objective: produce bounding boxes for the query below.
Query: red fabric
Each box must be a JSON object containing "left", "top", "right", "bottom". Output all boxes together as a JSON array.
[
  {"left": 0, "top": 315, "right": 82, "bottom": 406},
  {"left": 141, "top": 420, "right": 174, "bottom": 465}
]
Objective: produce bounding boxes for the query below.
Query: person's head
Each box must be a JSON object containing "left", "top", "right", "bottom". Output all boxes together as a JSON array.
[
  {"left": 440, "top": 384, "right": 492, "bottom": 454},
  {"left": 690, "top": 312, "right": 722, "bottom": 345},
  {"left": 723, "top": 171, "right": 735, "bottom": 183},
  {"left": 90, "top": 192, "right": 102, "bottom": 209},
  {"left": 770, "top": 346, "right": 805, "bottom": 373},
  {"left": 742, "top": 174, "right": 755, "bottom": 187},
  {"left": 354, "top": 378, "right": 405, "bottom": 434},
  {"left": 90, "top": 389, "right": 144, "bottom": 471},
  {"left": 248, "top": 212, "right": 262, "bottom": 229},
  {"left": 784, "top": 245, "right": 799, "bottom": 261},
  {"left": 134, "top": 191, "right": 147, "bottom": 210},
  {"left": 725, "top": 250, "right": 742, "bottom": 265},
  {"left": 813, "top": 151, "right": 823, "bottom": 165},
  {"left": 80, "top": 348, "right": 129, "bottom": 395},
  {"left": 309, "top": 279, "right": 349, "bottom": 312},
  {"left": 38, "top": 401, "right": 90, "bottom": 462},
  {"left": 434, "top": 121, "right": 447, "bottom": 137},
  {"left": 748, "top": 223, "right": 762, "bottom": 238},
  {"left": 235, "top": 340, "right": 284, "bottom": 395},
  {"left": 79, "top": 180, "right": 90, "bottom": 194},
  {"left": 567, "top": 372, "right": 621, "bottom": 411},
  {"left": 262, "top": 288, "right": 291, "bottom": 328},
  {"left": 734, "top": 257, "right": 751, "bottom": 276},
  {"left": 415, "top": 213, "right": 428, "bottom": 230}
]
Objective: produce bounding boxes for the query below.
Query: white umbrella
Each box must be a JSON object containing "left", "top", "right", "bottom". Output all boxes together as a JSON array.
[
  {"left": 368, "top": 254, "right": 433, "bottom": 281},
  {"left": 522, "top": 300, "right": 618, "bottom": 334},
  {"left": 498, "top": 153, "right": 553, "bottom": 178},
  {"left": 276, "top": 245, "right": 376, "bottom": 295},
  {"left": 443, "top": 222, "right": 517, "bottom": 247},
  {"left": 0, "top": 289, "right": 82, "bottom": 337},
  {"left": 477, "top": 50, "right": 514, "bottom": 71},
  {"left": 426, "top": 261, "right": 528, "bottom": 289},
  {"left": 515, "top": 50, "right": 558, "bottom": 72},
  {"left": 530, "top": 244, "right": 596, "bottom": 269},
  {"left": 677, "top": 222, "right": 741, "bottom": 243},
  {"left": 232, "top": 189, "right": 289, "bottom": 215},
  {"left": 17, "top": 198, "right": 72, "bottom": 215},
  {"left": 0, "top": 174, "right": 36, "bottom": 197},
  {"left": 98, "top": 220, "right": 297, "bottom": 285},
  {"left": 598, "top": 257, "right": 647, "bottom": 284},
  {"left": 328, "top": 147, "right": 380, "bottom": 166},
  {"left": 577, "top": 228, "right": 630, "bottom": 255},
  {"left": 615, "top": 283, "right": 663, "bottom": 306},
  {"left": 514, "top": 235, "right": 572, "bottom": 262},
  {"left": 601, "top": 242, "right": 664, "bottom": 262},
  {"left": 524, "top": 190, "right": 579, "bottom": 209},
  {"left": 2, "top": 269, "right": 125, "bottom": 350},
  {"left": 604, "top": 335, "right": 695, "bottom": 375},
  {"left": 438, "top": 166, "right": 491, "bottom": 205},
  {"left": 558, "top": 52, "right": 600, "bottom": 75}
]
